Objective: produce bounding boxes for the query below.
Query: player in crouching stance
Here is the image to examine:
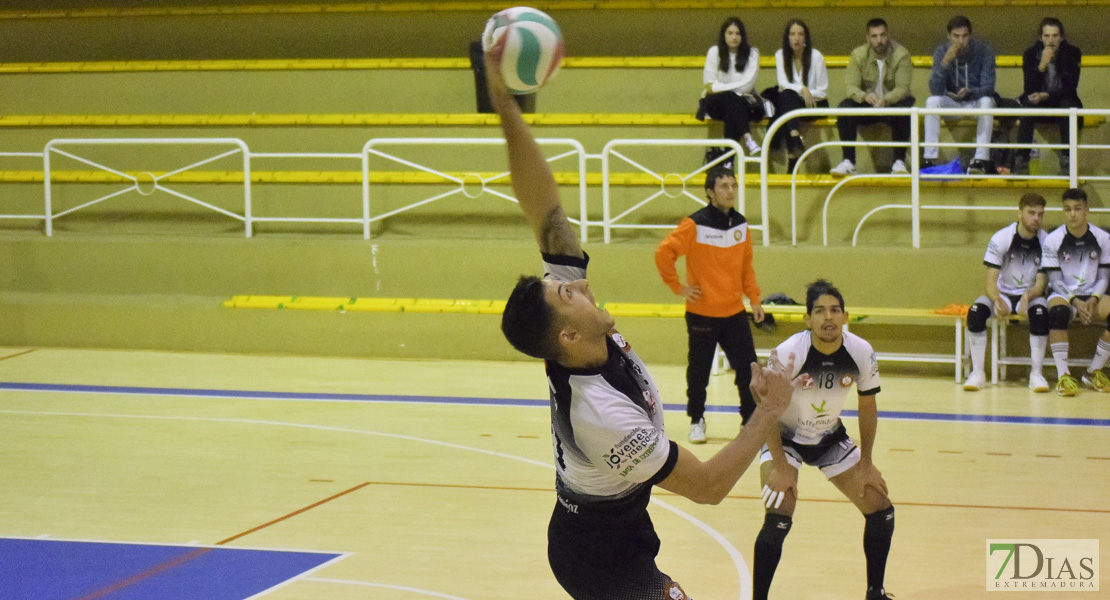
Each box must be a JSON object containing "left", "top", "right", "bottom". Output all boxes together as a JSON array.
[
  {"left": 1041, "top": 187, "right": 1110, "bottom": 396},
  {"left": 963, "top": 193, "right": 1050, "bottom": 392},
  {"left": 753, "top": 280, "right": 895, "bottom": 600}
]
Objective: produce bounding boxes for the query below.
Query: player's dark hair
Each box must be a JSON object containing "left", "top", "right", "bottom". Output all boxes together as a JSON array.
[
  {"left": 1039, "top": 17, "right": 1064, "bottom": 38},
  {"left": 717, "top": 17, "right": 753, "bottom": 73},
  {"left": 866, "top": 18, "right": 887, "bottom": 31},
  {"left": 1019, "top": 192, "right": 1046, "bottom": 209},
  {"left": 1062, "top": 187, "right": 1088, "bottom": 204},
  {"left": 781, "top": 19, "right": 812, "bottom": 85},
  {"left": 501, "top": 275, "right": 561, "bottom": 360},
  {"left": 947, "top": 15, "right": 971, "bottom": 34},
  {"left": 704, "top": 166, "right": 737, "bottom": 191},
  {"left": 805, "top": 279, "right": 846, "bottom": 314}
]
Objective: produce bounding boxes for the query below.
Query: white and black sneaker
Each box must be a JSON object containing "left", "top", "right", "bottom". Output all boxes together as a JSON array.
[
  {"left": 830, "top": 159, "right": 856, "bottom": 177},
  {"left": 689, "top": 418, "right": 706, "bottom": 444}
]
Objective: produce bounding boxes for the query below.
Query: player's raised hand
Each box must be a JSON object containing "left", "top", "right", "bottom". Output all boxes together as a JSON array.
[
  {"left": 750, "top": 349, "right": 795, "bottom": 417},
  {"left": 483, "top": 37, "right": 511, "bottom": 103}
]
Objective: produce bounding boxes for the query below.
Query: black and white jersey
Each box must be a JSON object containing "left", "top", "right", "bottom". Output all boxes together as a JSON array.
[
  {"left": 775, "top": 331, "right": 881, "bottom": 446},
  {"left": 1041, "top": 224, "right": 1110, "bottom": 297},
  {"left": 541, "top": 253, "right": 678, "bottom": 515},
  {"left": 984, "top": 223, "right": 1046, "bottom": 296}
]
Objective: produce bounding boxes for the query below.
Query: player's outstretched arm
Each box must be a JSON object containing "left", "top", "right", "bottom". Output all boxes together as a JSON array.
[
  {"left": 657, "top": 351, "right": 795, "bottom": 505},
  {"left": 485, "top": 43, "right": 582, "bottom": 259}
]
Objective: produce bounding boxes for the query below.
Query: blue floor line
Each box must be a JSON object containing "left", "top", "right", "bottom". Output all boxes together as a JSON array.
[{"left": 2, "top": 381, "right": 1108, "bottom": 427}]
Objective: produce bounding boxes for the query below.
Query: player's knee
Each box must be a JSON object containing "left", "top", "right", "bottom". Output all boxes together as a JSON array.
[
  {"left": 926, "top": 96, "right": 943, "bottom": 109},
  {"left": 1028, "top": 303, "right": 1049, "bottom": 336},
  {"left": 864, "top": 505, "right": 895, "bottom": 534},
  {"left": 967, "top": 302, "right": 991, "bottom": 333},
  {"left": 1049, "top": 305, "right": 1073, "bottom": 331},
  {"left": 755, "top": 513, "right": 793, "bottom": 550}
]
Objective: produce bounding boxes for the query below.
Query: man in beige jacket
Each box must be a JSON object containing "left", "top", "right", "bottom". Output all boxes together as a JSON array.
[{"left": 830, "top": 18, "right": 915, "bottom": 176}]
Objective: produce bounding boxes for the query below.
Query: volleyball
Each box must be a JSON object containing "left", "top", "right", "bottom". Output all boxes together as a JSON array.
[{"left": 481, "top": 7, "right": 565, "bottom": 95}]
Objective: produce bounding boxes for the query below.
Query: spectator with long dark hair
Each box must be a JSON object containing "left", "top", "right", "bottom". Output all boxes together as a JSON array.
[
  {"left": 698, "top": 16, "right": 765, "bottom": 161},
  {"left": 1014, "top": 17, "right": 1083, "bottom": 175},
  {"left": 764, "top": 19, "right": 828, "bottom": 169}
]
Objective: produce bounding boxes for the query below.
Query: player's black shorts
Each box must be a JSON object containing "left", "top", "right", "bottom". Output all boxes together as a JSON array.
[{"left": 547, "top": 499, "right": 690, "bottom": 599}]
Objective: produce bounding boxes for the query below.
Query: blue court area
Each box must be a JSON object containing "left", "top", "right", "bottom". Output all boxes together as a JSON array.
[{"left": 0, "top": 538, "right": 343, "bottom": 600}]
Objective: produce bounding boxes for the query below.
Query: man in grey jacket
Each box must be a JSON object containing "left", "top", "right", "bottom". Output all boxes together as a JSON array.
[
  {"left": 830, "top": 18, "right": 915, "bottom": 177},
  {"left": 923, "top": 15, "right": 997, "bottom": 174}
]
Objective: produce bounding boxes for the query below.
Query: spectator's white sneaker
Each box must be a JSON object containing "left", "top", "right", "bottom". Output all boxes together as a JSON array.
[
  {"left": 1028, "top": 372, "right": 1049, "bottom": 393},
  {"left": 689, "top": 418, "right": 707, "bottom": 444},
  {"left": 830, "top": 159, "right": 856, "bottom": 177},
  {"left": 963, "top": 371, "right": 986, "bottom": 391},
  {"left": 891, "top": 159, "right": 909, "bottom": 174},
  {"left": 744, "top": 137, "right": 762, "bottom": 156}
]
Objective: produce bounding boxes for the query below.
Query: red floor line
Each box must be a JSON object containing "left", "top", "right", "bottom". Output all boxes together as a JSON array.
[
  {"left": 0, "top": 348, "right": 36, "bottom": 362},
  {"left": 361, "top": 480, "right": 1110, "bottom": 515},
  {"left": 74, "top": 547, "right": 212, "bottom": 600},
  {"left": 216, "top": 482, "right": 371, "bottom": 546}
]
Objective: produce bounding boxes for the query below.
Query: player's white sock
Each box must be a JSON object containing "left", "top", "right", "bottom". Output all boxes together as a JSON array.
[
  {"left": 1051, "top": 342, "right": 1070, "bottom": 376},
  {"left": 1029, "top": 335, "right": 1047, "bottom": 375},
  {"left": 968, "top": 330, "right": 987, "bottom": 374},
  {"left": 1089, "top": 339, "right": 1110, "bottom": 372}
]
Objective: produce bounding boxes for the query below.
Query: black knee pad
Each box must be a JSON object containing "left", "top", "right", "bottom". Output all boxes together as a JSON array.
[
  {"left": 967, "top": 302, "right": 991, "bottom": 333},
  {"left": 1049, "top": 305, "right": 1073, "bottom": 330},
  {"left": 1028, "top": 304, "right": 1049, "bottom": 336},
  {"left": 755, "top": 513, "right": 793, "bottom": 549},
  {"left": 864, "top": 505, "right": 895, "bottom": 535}
]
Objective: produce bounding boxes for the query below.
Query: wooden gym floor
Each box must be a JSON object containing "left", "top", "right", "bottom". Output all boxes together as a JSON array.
[{"left": 0, "top": 346, "right": 1106, "bottom": 599}]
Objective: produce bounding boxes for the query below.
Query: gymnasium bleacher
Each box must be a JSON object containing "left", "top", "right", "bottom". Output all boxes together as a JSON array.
[{"left": 0, "top": 0, "right": 1108, "bottom": 370}]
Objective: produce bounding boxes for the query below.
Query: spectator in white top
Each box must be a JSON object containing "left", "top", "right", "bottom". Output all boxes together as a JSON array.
[
  {"left": 764, "top": 19, "right": 828, "bottom": 169},
  {"left": 698, "top": 16, "right": 765, "bottom": 160}
]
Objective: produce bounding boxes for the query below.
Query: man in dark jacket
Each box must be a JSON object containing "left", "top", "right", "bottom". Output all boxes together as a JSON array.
[{"left": 1014, "top": 17, "right": 1082, "bottom": 175}]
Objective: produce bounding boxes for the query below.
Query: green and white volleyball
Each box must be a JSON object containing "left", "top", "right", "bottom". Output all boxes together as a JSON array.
[{"left": 482, "top": 7, "right": 565, "bottom": 95}]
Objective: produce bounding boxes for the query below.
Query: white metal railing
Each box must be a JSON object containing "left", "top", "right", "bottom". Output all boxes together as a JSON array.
[
  {"left": 0, "top": 108, "right": 1105, "bottom": 242},
  {"left": 42, "top": 138, "right": 251, "bottom": 237},
  {"left": 759, "top": 106, "right": 1110, "bottom": 248},
  {"left": 600, "top": 139, "right": 751, "bottom": 243},
  {"left": 363, "top": 138, "right": 588, "bottom": 242}
]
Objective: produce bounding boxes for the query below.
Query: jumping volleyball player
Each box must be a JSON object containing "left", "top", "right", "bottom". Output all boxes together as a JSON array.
[{"left": 486, "top": 33, "right": 797, "bottom": 600}]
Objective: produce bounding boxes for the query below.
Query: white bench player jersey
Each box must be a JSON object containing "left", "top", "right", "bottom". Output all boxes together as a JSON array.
[
  {"left": 984, "top": 223, "right": 1046, "bottom": 296},
  {"left": 1041, "top": 223, "right": 1110, "bottom": 297}
]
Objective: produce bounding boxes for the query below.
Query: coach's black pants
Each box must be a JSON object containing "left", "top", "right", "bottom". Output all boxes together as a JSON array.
[{"left": 686, "top": 311, "right": 758, "bottom": 424}]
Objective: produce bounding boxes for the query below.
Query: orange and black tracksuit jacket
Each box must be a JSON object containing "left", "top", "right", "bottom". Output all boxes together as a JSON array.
[{"left": 654, "top": 206, "right": 761, "bottom": 317}]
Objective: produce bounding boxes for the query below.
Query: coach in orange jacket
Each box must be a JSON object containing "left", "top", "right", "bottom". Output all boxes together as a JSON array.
[{"left": 655, "top": 167, "right": 764, "bottom": 444}]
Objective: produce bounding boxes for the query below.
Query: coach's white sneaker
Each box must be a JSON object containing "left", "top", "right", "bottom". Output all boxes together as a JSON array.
[
  {"left": 1028, "top": 372, "right": 1050, "bottom": 393},
  {"left": 689, "top": 418, "right": 706, "bottom": 444},
  {"left": 891, "top": 159, "right": 909, "bottom": 174},
  {"left": 830, "top": 159, "right": 856, "bottom": 177},
  {"left": 963, "top": 371, "right": 986, "bottom": 391}
]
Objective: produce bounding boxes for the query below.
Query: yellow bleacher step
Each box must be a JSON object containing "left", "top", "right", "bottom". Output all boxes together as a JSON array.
[{"left": 345, "top": 298, "right": 416, "bottom": 312}]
